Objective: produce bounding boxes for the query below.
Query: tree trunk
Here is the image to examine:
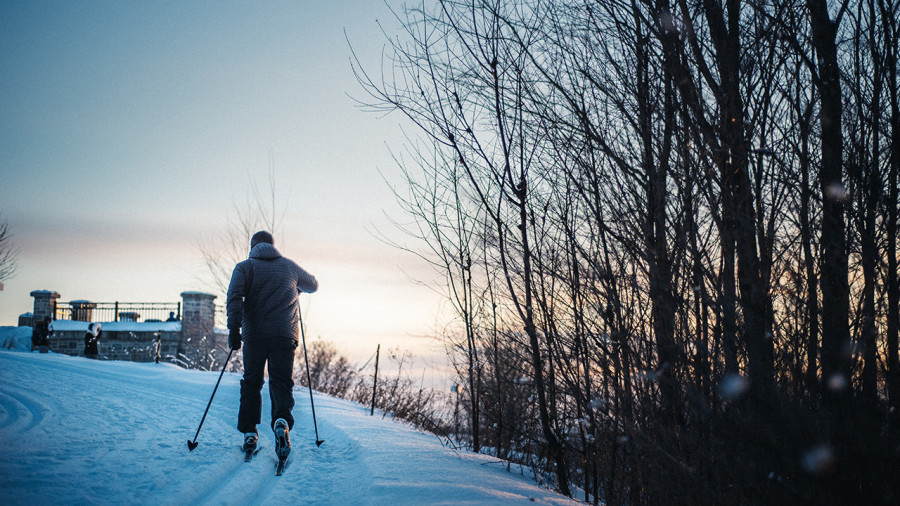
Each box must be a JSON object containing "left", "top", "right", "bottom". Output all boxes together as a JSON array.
[
  {"left": 881, "top": 0, "right": 900, "bottom": 408},
  {"left": 638, "top": 16, "right": 679, "bottom": 419},
  {"left": 463, "top": 256, "right": 481, "bottom": 452},
  {"left": 860, "top": 4, "right": 882, "bottom": 407},
  {"left": 799, "top": 108, "right": 819, "bottom": 401},
  {"left": 705, "top": 0, "right": 770, "bottom": 388},
  {"left": 807, "top": 0, "right": 849, "bottom": 394},
  {"left": 513, "top": 179, "right": 570, "bottom": 496}
]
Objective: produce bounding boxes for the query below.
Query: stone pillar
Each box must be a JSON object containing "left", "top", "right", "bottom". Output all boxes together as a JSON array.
[
  {"left": 180, "top": 292, "right": 219, "bottom": 367},
  {"left": 18, "top": 313, "right": 34, "bottom": 327},
  {"left": 71, "top": 300, "right": 96, "bottom": 322},
  {"left": 30, "top": 290, "right": 60, "bottom": 322}
]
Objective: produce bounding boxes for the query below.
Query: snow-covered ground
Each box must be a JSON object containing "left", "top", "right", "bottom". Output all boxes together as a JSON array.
[{"left": 0, "top": 348, "right": 578, "bottom": 505}]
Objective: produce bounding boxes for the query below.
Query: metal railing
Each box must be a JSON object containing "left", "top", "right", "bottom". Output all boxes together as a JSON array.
[
  {"left": 54, "top": 301, "right": 182, "bottom": 323},
  {"left": 215, "top": 304, "right": 226, "bottom": 328}
]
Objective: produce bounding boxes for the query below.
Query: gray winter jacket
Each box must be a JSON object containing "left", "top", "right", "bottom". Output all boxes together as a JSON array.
[{"left": 226, "top": 242, "right": 318, "bottom": 348}]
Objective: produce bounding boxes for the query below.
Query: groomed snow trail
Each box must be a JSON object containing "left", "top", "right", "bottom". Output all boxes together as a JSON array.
[{"left": 0, "top": 351, "right": 578, "bottom": 505}]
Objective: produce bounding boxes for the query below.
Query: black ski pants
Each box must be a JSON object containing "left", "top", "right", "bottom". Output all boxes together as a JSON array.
[{"left": 237, "top": 339, "right": 295, "bottom": 434}]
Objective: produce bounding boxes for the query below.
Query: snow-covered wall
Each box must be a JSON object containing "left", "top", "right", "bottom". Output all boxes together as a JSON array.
[
  {"left": 48, "top": 321, "right": 183, "bottom": 362},
  {"left": 20, "top": 290, "right": 227, "bottom": 367}
]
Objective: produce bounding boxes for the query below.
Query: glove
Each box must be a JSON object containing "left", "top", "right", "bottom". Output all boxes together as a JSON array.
[{"left": 229, "top": 329, "right": 242, "bottom": 350}]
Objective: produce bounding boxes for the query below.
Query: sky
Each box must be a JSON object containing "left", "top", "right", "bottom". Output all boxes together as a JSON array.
[{"left": 0, "top": 1, "right": 449, "bottom": 366}]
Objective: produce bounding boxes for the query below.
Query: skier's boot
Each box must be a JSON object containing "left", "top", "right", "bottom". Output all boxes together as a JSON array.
[
  {"left": 242, "top": 432, "right": 258, "bottom": 453},
  {"left": 274, "top": 418, "right": 291, "bottom": 459}
]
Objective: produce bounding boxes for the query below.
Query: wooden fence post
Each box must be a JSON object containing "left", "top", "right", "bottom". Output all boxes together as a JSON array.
[{"left": 370, "top": 344, "right": 380, "bottom": 416}]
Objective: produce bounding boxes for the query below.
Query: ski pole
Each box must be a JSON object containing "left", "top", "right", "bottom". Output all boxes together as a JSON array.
[
  {"left": 187, "top": 347, "right": 234, "bottom": 451},
  {"left": 299, "top": 306, "right": 325, "bottom": 447}
]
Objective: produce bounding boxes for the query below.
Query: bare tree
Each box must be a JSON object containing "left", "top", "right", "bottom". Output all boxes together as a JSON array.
[
  {"left": 353, "top": 0, "right": 572, "bottom": 494},
  {"left": 883, "top": 0, "right": 900, "bottom": 407},
  {"left": 804, "top": 0, "right": 851, "bottom": 396},
  {"left": 382, "top": 143, "right": 487, "bottom": 452},
  {"left": 196, "top": 158, "right": 285, "bottom": 297},
  {"left": 352, "top": 0, "right": 900, "bottom": 502},
  {"left": 0, "top": 215, "right": 19, "bottom": 284}
]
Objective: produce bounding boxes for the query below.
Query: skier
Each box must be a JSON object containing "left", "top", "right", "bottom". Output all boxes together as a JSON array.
[
  {"left": 84, "top": 323, "right": 101, "bottom": 358},
  {"left": 226, "top": 230, "right": 318, "bottom": 465},
  {"left": 31, "top": 316, "right": 52, "bottom": 352}
]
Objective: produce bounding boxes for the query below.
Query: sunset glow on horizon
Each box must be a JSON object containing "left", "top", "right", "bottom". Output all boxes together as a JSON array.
[{"left": 0, "top": 1, "right": 447, "bottom": 365}]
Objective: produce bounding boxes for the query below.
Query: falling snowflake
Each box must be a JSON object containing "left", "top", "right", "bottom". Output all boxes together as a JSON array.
[
  {"left": 658, "top": 12, "right": 677, "bottom": 34},
  {"left": 718, "top": 373, "right": 750, "bottom": 401},
  {"left": 827, "top": 373, "right": 848, "bottom": 392},
  {"left": 801, "top": 443, "right": 836, "bottom": 476},
  {"left": 825, "top": 182, "right": 849, "bottom": 202},
  {"left": 589, "top": 397, "right": 607, "bottom": 410}
]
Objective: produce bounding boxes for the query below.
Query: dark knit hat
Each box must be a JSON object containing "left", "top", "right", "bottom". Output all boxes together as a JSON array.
[{"left": 250, "top": 231, "right": 274, "bottom": 248}]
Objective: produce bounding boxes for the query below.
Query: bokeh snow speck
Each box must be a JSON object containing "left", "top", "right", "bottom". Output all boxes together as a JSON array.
[
  {"left": 718, "top": 373, "right": 749, "bottom": 401},
  {"left": 801, "top": 443, "right": 836, "bottom": 476}
]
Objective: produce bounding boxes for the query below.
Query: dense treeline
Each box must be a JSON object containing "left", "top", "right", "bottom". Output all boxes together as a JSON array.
[{"left": 354, "top": 0, "right": 899, "bottom": 503}]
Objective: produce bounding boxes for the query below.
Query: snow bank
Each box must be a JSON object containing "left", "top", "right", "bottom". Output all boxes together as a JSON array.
[{"left": 0, "top": 326, "right": 31, "bottom": 351}]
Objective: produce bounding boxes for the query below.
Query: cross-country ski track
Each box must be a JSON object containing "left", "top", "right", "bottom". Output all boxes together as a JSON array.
[{"left": 0, "top": 350, "right": 578, "bottom": 505}]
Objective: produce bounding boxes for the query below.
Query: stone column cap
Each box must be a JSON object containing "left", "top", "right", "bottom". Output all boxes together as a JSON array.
[
  {"left": 180, "top": 291, "right": 217, "bottom": 299},
  {"left": 30, "top": 290, "right": 61, "bottom": 298}
]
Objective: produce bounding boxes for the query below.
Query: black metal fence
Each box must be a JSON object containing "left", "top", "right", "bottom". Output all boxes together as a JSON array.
[
  {"left": 215, "top": 304, "right": 226, "bottom": 328},
  {"left": 54, "top": 301, "right": 182, "bottom": 323}
]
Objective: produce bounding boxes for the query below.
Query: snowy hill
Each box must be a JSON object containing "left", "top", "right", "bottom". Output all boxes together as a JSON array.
[{"left": 0, "top": 350, "right": 578, "bottom": 505}]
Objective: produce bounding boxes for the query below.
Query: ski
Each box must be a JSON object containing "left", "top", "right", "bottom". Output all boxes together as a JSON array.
[
  {"left": 241, "top": 445, "right": 261, "bottom": 462},
  {"left": 275, "top": 457, "right": 288, "bottom": 476},
  {"left": 273, "top": 417, "right": 290, "bottom": 476}
]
